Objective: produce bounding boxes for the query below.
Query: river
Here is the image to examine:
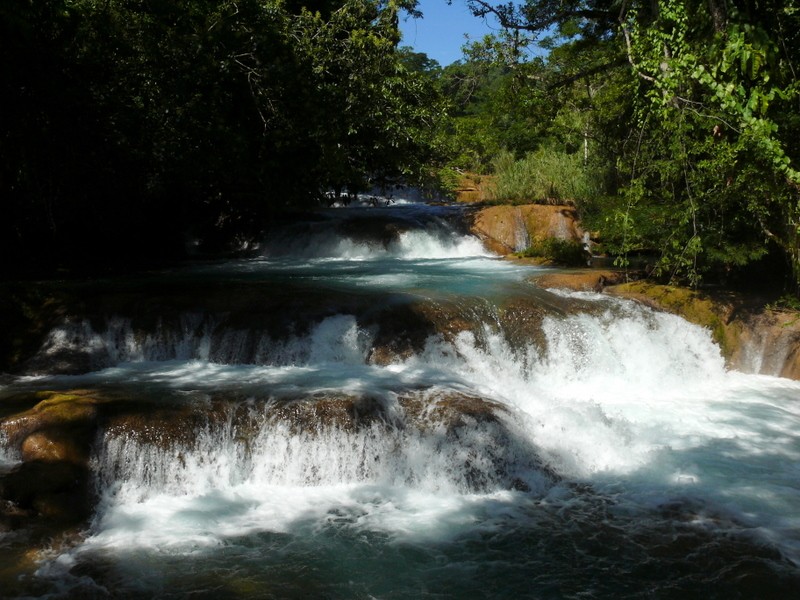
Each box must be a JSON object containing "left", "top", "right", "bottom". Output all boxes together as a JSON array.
[{"left": 1, "top": 198, "right": 799, "bottom": 598}]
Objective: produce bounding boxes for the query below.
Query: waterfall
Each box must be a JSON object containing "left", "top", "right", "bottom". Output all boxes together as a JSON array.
[
  {"left": 511, "top": 208, "right": 531, "bottom": 252},
  {"left": 2, "top": 200, "right": 800, "bottom": 599}
]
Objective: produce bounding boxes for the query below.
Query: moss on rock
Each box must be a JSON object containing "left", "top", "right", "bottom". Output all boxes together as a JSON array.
[
  {"left": 608, "top": 281, "right": 800, "bottom": 379},
  {"left": 608, "top": 282, "right": 740, "bottom": 355},
  {"left": 532, "top": 270, "right": 628, "bottom": 293}
]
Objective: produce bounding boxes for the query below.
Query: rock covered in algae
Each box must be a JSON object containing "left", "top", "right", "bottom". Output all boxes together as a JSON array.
[
  {"left": 531, "top": 269, "right": 628, "bottom": 293},
  {"left": 1, "top": 390, "right": 99, "bottom": 451},
  {"left": 0, "top": 390, "right": 101, "bottom": 529}
]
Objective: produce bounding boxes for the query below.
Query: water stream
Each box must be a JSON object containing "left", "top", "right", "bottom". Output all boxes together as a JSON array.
[{"left": 2, "top": 200, "right": 800, "bottom": 598}]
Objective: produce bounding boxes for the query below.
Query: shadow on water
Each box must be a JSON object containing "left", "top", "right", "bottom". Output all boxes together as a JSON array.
[
  {"left": 3, "top": 201, "right": 800, "bottom": 598},
  {"left": 41, "top": 485, "right": 800, "bottom": 599},
  {"left": 4, "top": 381, "right": 799, "bottom": 599}
]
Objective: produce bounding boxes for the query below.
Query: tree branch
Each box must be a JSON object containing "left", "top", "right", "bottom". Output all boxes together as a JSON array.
[
  {"left": 546, "top": 56, "right": 627, "bottom": 90},
  {"left": 466, "top": 0, "right": 613, "bottom": 33},
  {"left": 619, "top": 20, "right": 656, "bottom": 82}
]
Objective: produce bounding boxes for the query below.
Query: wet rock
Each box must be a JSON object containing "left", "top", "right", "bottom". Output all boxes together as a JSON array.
[
  {"left": 470, "top": 204, "right": 584, "bottom": 255},
  {"left": 265, "top": 391, "right": 512, "bottom": 438},
  {"left": 0, "top": 391, "right": 99, "bottom": 449},
  {"left": 0, "top": 391, "right": 101, "bottom": 531},
  {"left": 365, "top": 293, "right": 570, "bottom": 366},
  {"left": 400, "top": 391, "right": 508, "bottom": 432},
  {"left": 21, "top": 430, "right": 89, "bottom": 464},
  {"left": 495, "top": 296, "right": 552, "bottom": 352},
  {"left": 732, "top": 310, "right": 800, "bottom": 379},
  {"left": 101, "top": 397, "right": 242, "bottom": 449},
  {"left": 402, "top": 390, "right": 559, "bottom": 491},
  {"left": 532, "top": 269, "right": 629, "bottom": 293},
  {"left": 269, "top": 395, "right": 398, "bottom": 433},
  {"left": 365, "top": 303, "right": 439, "bottom": 364},
  {"left": 0, "top": 460, "right": 91, "bottom": 523}
]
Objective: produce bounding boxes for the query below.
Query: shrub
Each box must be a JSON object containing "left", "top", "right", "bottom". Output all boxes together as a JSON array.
[
  {"left": 489, "top": 149, "right": 601, "bottom": 205},
  {"left": 517, "top": 238, "right": 588, "bottom": 266}
]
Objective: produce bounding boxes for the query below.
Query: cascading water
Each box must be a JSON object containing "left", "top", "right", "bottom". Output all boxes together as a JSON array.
[{"left": 2, "top": 200, "right": 800, "bottom": 598}]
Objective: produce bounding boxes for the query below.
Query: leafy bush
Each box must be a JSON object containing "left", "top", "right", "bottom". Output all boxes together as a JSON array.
[
  {"left": 488, "top": 149, "right": 601, "bottom": 205},
  {"left": 434, "top": 166, "right": 464, "bottom": 196},
  {"left": 516, "top": 238, "right": 588, "bottom": 266}
]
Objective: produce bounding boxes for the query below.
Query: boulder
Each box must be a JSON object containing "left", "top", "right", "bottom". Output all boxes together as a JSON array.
[
  {"left": 400, "top": 391, "right": 508, "bottom": 432},
  {"left": 0, "top": 461, "right": 90, "bottom": 521},
  {"left": 1, "top": 391, "right": 99, "bottom": 449},
  {"left": 470, "top": 204, "right": 584, "bottom": 255},
  {"left": 532, "top": 270, "right": 628, "bottom": 293},
  {"left": 0, "top": 391, "right": 101, "bottom": 529},
  {"left": 20, "top": 430, "right": 88, "bottom": 464}
]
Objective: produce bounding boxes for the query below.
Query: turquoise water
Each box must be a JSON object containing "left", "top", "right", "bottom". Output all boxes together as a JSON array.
[{"left": 2, "top": 202, "right": 800, "bottom": 598}]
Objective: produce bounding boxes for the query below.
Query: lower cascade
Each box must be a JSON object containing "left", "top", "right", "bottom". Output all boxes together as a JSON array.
[{"left": 2, "top": 202, "right": 800, "bottom": 598}]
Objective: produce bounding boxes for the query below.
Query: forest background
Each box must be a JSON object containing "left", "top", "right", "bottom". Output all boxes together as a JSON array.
[{"left": 2, "top": 0, "right": 799, "bottom": 301}]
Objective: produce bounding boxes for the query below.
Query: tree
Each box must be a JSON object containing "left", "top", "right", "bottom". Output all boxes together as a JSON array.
[
  {"left": 0, "top": 0, "right": 444, "bottom": 271},
  {"left": 462, "top": 0, "right": 800, "bottom": 294}
]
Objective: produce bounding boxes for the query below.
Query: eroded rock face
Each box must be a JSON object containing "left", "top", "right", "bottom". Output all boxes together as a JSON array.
[
  {"left": 0, "top": 391, "right": 101, "bottom": 531},
  {"left": 532, "top": 270, "right": 629, "bottom": 293},
  {"left": 731, "top": 311, "right": 800, "bottom": 379},
  {"left": 470, "top": 204, "right": 584, "bottom": 255}
]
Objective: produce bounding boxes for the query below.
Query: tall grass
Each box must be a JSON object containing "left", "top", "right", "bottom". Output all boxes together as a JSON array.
[{"left": 489, "top": 149, "right": 601, "bottom": 205}]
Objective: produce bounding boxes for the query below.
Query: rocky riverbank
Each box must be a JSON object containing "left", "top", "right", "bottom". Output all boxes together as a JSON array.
[
  {"left": 529, "top": 270, "right": 800, "bottom": 380},
  {"left": 465, "top": 202, "right": 799, "bottom": 381},
  {"left": 468, "top": 203, "right": 584, "bottom": 255}
]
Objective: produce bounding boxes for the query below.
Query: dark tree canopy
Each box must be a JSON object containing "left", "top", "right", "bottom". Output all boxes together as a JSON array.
[{"left": 0, "top": 0, "right": 443, "bottom": 273}]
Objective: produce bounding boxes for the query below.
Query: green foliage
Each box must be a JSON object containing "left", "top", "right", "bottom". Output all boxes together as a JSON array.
[
  {"left": 612, "top": 0, "right": 800, "bottom": 290},
  {"left": 488, "top": 149, "right": 601, "bottom": 205},
  {"left": 458, "top": 0, "right": 800, "bottom": 295},
  {"left": 432, "top": 166, "right": 463, "bottom": 197},
  {"left": 0, "top": 0, "right": 444, "bottom": 270},
  {"left": 516, "top": 238, "right": 587, "bottom": 266},
  {"left": 766, "top": 294, "right": 800, "bottom": 313},
  {"left": 435, "top": 35, "right": 552, "bottom": 171}
]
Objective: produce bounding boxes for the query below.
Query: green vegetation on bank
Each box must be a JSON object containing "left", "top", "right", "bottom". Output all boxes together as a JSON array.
[
  {"left": 489, "top": 149, "right": 601, "bottom": 205},
  {"left": 423, "top": 0, "right": 800, "bottom": 297},
  {"left": 3, "top": 0, "right": 799, "bottom": 299}
]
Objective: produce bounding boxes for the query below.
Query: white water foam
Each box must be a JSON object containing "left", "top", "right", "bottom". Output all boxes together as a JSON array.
[
  {"left": 387, "top": 229, "right": 489, "bottom": 259},
  {"left": 400, "top": 299, "right": 800, "bottom": 563},
  {"left": 26, "top": 314, "right": 375, "bottom": 373},
  {"left": 18, "top": 296, "right": 795, "bottom": 567},
  {"left": 270, "top": 229, "right": 489, "bottom": 261},
  {"left": 0, "top": 429, "right": 19, "bottom": 469},
  {"left": 32, "top": 314, "right": 213, "bottom": 368},
  {"left": 6, "top": 276, "right": 800, "bottom": 595}
]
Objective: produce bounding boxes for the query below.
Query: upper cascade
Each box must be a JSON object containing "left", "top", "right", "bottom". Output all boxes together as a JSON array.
[{"left": 258, "top": 200, "right": 489, "bottom": 261}]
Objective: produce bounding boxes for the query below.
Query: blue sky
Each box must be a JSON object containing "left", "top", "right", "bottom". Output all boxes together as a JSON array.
[{"left": 398, "top": 1, "right": 503, "bottom": 66}]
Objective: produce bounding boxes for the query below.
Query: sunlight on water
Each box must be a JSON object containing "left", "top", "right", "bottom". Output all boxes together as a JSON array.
[
  {"left": 15, "top": 299, "right": 800, "bottom": 571},
  {"left": 3, "top": 201, "right": 800, "bottom": 598}
]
